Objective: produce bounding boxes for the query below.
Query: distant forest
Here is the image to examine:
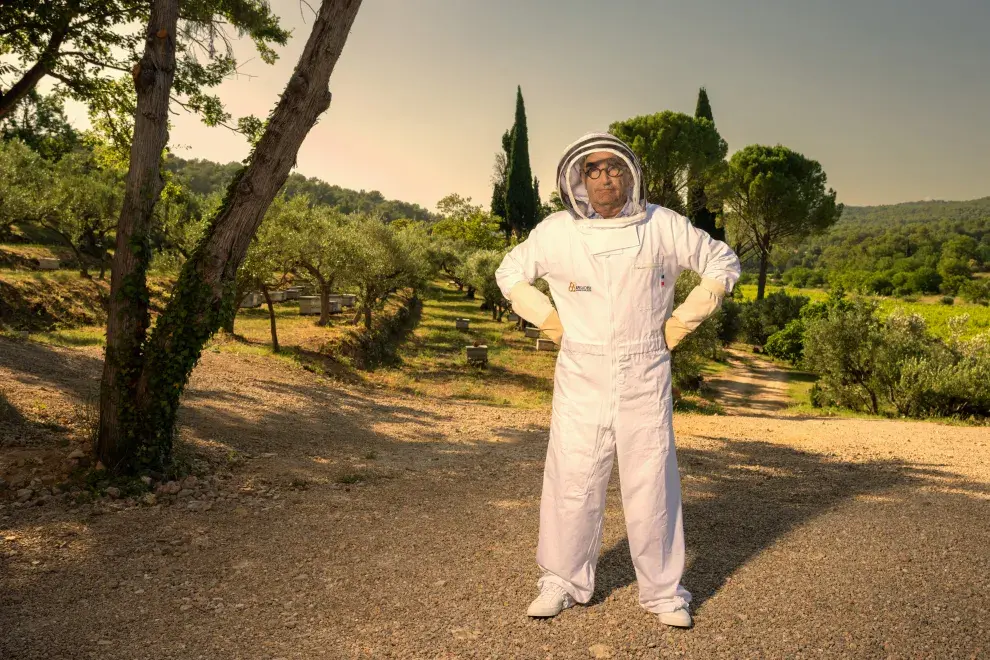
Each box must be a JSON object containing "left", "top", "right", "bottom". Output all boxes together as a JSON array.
[
  {"left": 772, "top": 197, "right": 990, "bottom": 297},
  {"left": 164, "top": 156, "right": 436, "bottom": 223}
]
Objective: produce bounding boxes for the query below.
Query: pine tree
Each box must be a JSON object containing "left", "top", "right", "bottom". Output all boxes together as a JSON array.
[
  {"left": 504, "top": 86, "right": 536, "bottom": 238},
  {"left": 687, "top": 87, "right": 725, "bottom": 242}
]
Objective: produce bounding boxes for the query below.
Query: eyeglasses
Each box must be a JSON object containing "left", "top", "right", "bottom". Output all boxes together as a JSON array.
[{"left": 584, "top": 160, "right": 626, "bottom": 180}]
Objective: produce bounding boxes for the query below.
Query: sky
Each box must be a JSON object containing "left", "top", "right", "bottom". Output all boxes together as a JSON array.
[{"left": 61, "top": 0, "right": 990, "bottom": 213}]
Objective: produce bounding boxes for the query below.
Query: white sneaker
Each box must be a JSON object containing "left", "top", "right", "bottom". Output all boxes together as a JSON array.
[
  {"left": 526, "top": 582, "right": 575, "bottom": 618},
  {"left": 657, "top": 605, "right": 693, "bottom": 628}
]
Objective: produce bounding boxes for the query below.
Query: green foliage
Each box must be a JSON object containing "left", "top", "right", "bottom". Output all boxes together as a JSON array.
[
  {"left": 719, "top": 144, "right": 842, "bottom": 299},
  {"left": 0, "top": 90, "right": 79, "bottom": 160},
  {"left": 503, "top": 86, "right": 536, "bottom": 238},
  {"left": 432, "top": 194, "right": 505, "bottom": 251},
  {"left": 490, "top": 128, "right": 512, "bottom": 226},
  {"left": 959, "top": 278, "right": 990, "bottom": 305},
  {"left": 0, "top": 0, "right": 289, "bottom": 144},
  {"left": 0, "top": 138, "right": 47, "bottom": 238},
  {"left": 717, "top": 297, "right": 743, "bottom": 344},
  {"left": 609, "top": 110, "right": 727, "bottom": 215},
  {"left": 670, "top": 271, "right": 722, "bottom": 390},
  {"left": 739, "top": 290, "right": 810, "bottom": 345},
  {"left": 36, "top": 148, "right": 124, "bottom": 275},
  {"left": 164, "top": 154, "right": 434, "bottom": 222},
  {"left": 802, "top": 296, "right": 990, "bottom": 419},
  {"left": 349, "top": 215, "right": 430, "bottom": 329},
  {"left": 686, "top": 87, "right": 723, "bottom": 242},
  {"left": 463, "top": 249, "right": 510, "bottom": 320},
  {"left": 764, "top": 319, "right": 805, "bottom": 365},
  {"left": 777, "top": 198, "right": 990, "bottom": 297}
]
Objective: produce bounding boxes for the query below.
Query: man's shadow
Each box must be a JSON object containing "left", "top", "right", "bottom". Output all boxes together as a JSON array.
[{"left": 589, "top": 436, "right": 957, "bottom": 609}]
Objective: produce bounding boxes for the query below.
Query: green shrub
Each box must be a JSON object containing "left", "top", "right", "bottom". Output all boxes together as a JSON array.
[
  {"left": 959, "top": 279, "right": 990, "bottom": 306},
  {"left": 740, "top": 290, "right": 810, "bottom": 345},
  {"left": 864, "top": 274, "right": 894, "bottom": 296},
  {"left": 910, "top": 267, "right": 942, "bottom": 294},
  {"left": 803, "top": 298, "right": 990, "bottom": 419},
  {"left": 803, "top": 299, "right": 887, "bottom": 413},
  {"left": 764, "top": 319, "right": 805, "bottom": 365},
  {"left": 940, "top": 296, "right": 954, "bottom": 305},
  {"left": 670, "top": 271, "right": 721, "bottom": 391},
  {"left": 717, "top": 297, "right": 743, "bottom": 344}
]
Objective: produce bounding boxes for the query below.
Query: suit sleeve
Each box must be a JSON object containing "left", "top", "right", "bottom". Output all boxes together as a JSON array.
[
  {"left": 664, "top": 215, "right": 742, "bottom": 349},
  {"left": 495, "top": 223, "right": 557, "bottom": 330}
]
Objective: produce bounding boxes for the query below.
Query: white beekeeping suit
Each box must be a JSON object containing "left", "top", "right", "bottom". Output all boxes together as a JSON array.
[{"left": 495, "top": 133, "right": 740, "bottom": 620}]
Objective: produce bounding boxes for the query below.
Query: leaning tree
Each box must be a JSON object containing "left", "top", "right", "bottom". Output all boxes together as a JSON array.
[{"left": 96, "top": 0, "right": 364, "bottom": 474}]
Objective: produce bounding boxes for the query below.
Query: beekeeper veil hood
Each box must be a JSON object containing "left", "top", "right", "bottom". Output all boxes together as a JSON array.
[{"left": 556, "top": 132, "right": 648, "bottom": 228}]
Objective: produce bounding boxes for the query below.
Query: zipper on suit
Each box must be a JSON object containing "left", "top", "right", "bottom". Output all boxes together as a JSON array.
[{"left": 604, "top": 255, "right": 618, "bottom": 429}]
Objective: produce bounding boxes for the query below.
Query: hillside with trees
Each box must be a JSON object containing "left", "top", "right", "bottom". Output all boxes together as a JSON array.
[
  {"left": 164, "top": 155, "right": 436, "bottom": 223},
  {"left": 774, "top": 197, "right": 990, "bottom": 301}
]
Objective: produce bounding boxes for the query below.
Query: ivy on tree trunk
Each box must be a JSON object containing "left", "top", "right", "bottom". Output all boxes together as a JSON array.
[
  {"left": 96, "top": 0, "right": 364, "bottom": 474},
  {"left": 96, "top": 0, "right": 179, "bottom": 472}
]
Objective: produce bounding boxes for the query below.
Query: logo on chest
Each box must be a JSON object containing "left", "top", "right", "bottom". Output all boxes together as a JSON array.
[{"left": 568, "top": 281, "right": 592, "bottom": 293}]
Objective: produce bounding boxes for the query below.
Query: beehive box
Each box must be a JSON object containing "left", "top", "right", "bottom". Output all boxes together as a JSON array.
[
  {"left": 240, "top": 292, "right": 262, "bottom": 308},
  {"left": 298, "top": 296, "right": 321, "bottom": 315},
  {"left": 466, "top": 345, "right": 488, "bottom": 365}
]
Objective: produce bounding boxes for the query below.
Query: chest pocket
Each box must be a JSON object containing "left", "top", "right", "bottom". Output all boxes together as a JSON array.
[{"left": 630, "top": 254, "right": 667, "bottom": 310}]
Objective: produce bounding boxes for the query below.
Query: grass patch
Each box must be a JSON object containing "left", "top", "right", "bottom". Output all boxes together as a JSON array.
[
  {"left": 364, "top": 281, "right": 555, "bottom": 409},
  {"left": 28, "top": 325, "right": 106, "bottom": 347},
  {"left": 735, "top": 283, "right": 990, "bottom": 339},
  {"left": 784, "top": 369, "right": 817, "bottom": 408},
  {"left": 674, "top": 394, "right": 725, "bottom": 415}
]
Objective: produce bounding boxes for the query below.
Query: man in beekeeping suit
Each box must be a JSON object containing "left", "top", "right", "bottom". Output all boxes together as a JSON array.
[{"left": 495, "top": 133, "right": 740, "bottom": 628}]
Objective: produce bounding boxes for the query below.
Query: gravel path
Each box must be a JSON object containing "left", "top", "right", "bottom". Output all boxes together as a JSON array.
[{"left": 2, "top": 337, "right": 989, "bottom": 659}]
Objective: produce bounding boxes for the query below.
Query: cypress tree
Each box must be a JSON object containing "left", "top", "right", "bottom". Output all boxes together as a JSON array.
[
  {"left": 491, "top": 128, "right": 512, "bottom": 236},
  {"left": 533, "top": 176, "right": 542, "bottom": 220},
  {"left": 687, "top": 87, "right": 725, "bottom": 241},
  {"left": 504, "top": 86, "right": 536, "bottom": 238}
]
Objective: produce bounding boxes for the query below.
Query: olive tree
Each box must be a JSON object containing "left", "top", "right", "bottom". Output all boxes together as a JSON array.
[
  {"left": 349, "top": 216, "right": 427, "bottom": 330},
  {"left": 293, "top": 203, "right": 359, "bottom": 326},
  {"left": 464, "top": 249, "right": 510, "bottom": 321}
]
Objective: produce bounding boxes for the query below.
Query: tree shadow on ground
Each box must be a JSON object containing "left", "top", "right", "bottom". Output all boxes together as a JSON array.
[
  {"left": 591, "top": 436, "right": 985, "bottom": 609},
  {"left": 0, "top": 337, "right": 102, "bottom": 404}
]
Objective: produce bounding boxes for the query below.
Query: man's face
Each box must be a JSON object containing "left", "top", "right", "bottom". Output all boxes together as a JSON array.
[{"left": 582, "top": 151, "right": 629, "bottom": 218}]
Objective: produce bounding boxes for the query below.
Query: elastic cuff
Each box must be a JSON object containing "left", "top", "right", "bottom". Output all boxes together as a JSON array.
[{"left": 700, "top": 276, "right": 726, "bottom": 299}]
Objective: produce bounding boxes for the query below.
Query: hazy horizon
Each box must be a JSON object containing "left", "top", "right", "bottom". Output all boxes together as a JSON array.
[{"left": 58, "top": 0, "right": 990, "bottom": 213}]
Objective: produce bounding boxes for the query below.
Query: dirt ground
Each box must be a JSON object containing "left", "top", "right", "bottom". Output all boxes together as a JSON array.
[{"left": 2, "top": 336, "right": 989, "bottom": 659}]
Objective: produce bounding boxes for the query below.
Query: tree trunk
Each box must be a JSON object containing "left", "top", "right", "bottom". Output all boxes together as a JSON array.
[
  {"left": 105, "top": 0, "right": 364, "bottom": 473},
  {"left": 318, "top": 280, "right": 332, "bottom": 326},
  {"left": 261, "top": 285, "right": 279, "bottom": 353},
  {"left": 363, "top": 304, "right": 372, "bottom": 330},
  {"left": 223, "top": 281, "right": 245, "bottom": 334},
  {"left": 756, "top": 249, "right": 770, "bottom": 301},
  {"left": 96, "top": 0, "right": 179, "bottom": 472}
]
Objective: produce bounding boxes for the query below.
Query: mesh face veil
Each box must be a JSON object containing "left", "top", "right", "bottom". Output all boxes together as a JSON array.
[{"left": 555, "top": 132, "right": 648, "bottom": 227}]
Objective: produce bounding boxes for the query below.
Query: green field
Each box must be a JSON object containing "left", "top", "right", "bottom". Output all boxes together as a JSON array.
[{"left": 735, "top": 283, "right": 990, "bottom": 338}]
